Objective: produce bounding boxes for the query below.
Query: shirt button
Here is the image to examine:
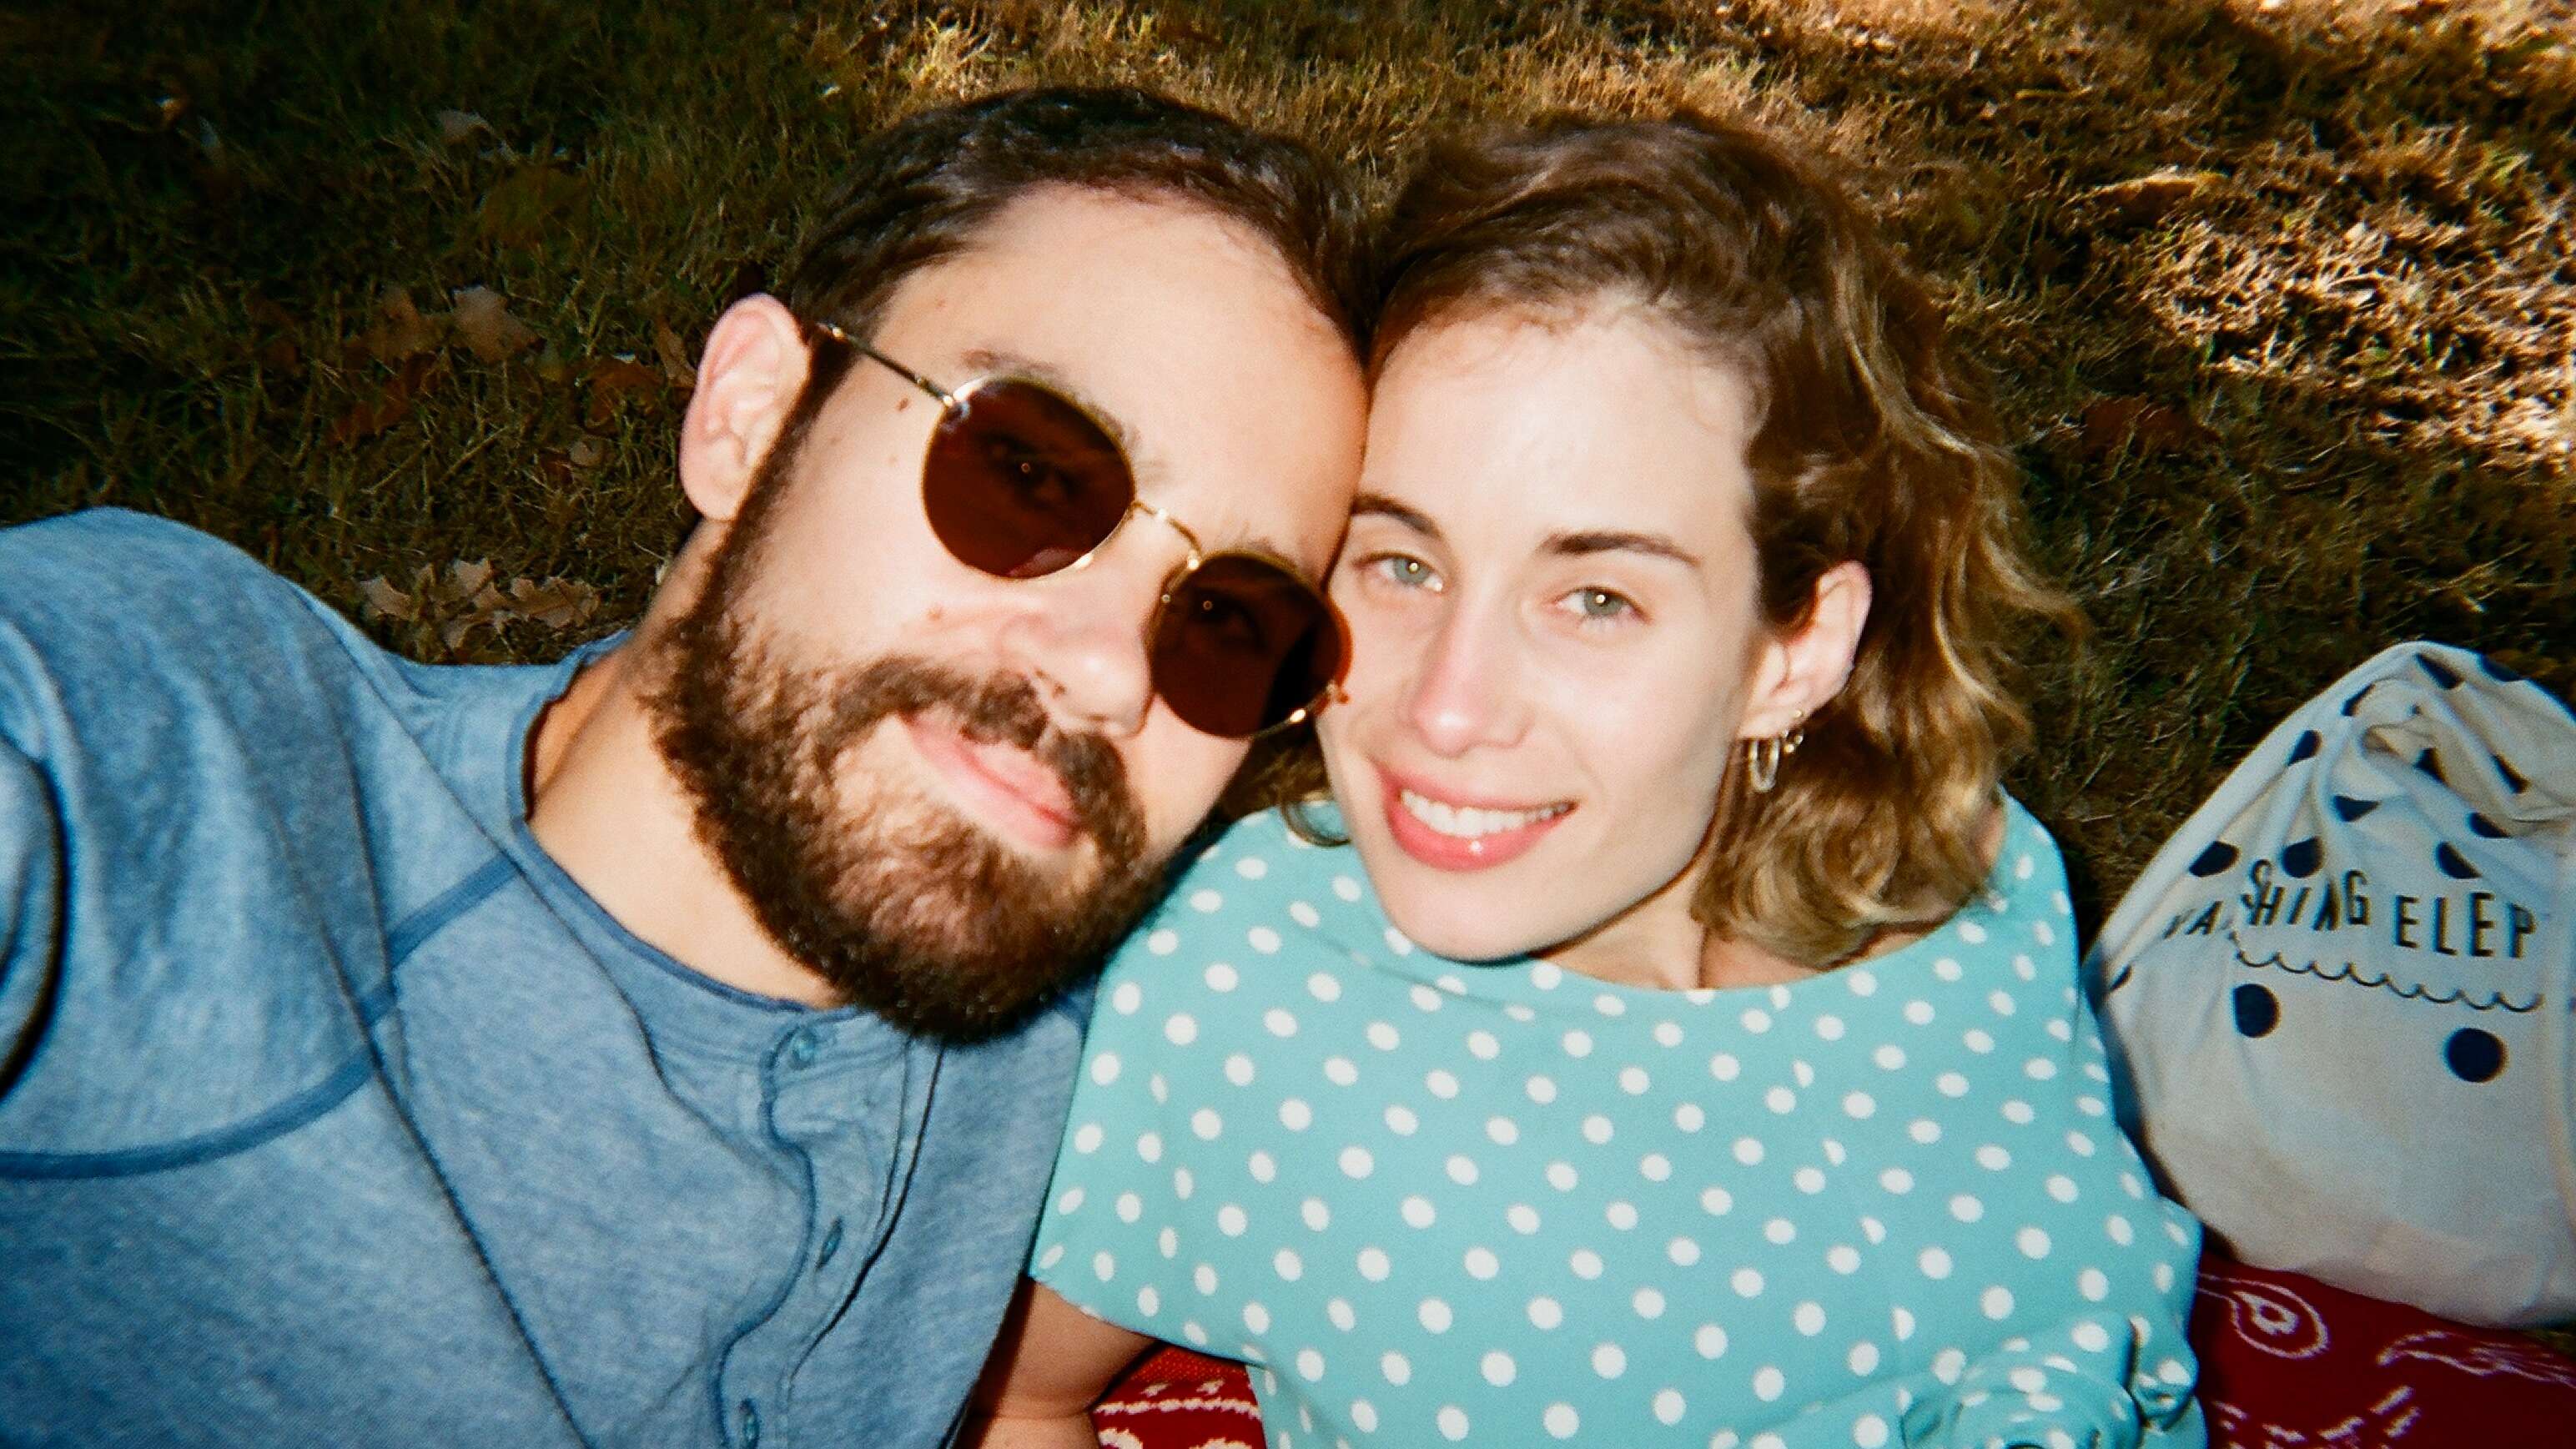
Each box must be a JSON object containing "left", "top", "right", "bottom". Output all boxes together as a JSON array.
[
  {"left": 787, "top": 1029, "right": 822, "bottom": 1069},
  {"left": 738, "top": 1398, "right": 761, "bottom": 1446},
  {"left": 818, "top": 1218, "right": 845, "bottom": 1270}
]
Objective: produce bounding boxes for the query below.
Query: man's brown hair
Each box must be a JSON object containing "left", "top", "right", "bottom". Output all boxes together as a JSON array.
[{"left": 1342, "top": 111, "right": 2076, "bottom": 967}]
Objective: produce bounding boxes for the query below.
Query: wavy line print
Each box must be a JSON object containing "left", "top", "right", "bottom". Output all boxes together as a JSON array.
[{"left": 2226, "top": 931, "right": 2542, "bottom": 1013}]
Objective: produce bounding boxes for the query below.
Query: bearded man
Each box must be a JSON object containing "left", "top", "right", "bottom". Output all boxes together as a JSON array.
[{"left": 0, "top": 86, "right": 1366, "bottom": 1447}]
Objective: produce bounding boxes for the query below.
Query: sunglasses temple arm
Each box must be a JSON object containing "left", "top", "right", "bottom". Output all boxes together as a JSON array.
[{"left": 811, "top": 319, "right": 959, "bottom": 410}]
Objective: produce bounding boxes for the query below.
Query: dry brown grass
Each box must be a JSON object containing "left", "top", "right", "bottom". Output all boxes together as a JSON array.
[{"left": 4, "top": 0, "right": 2570, "bottom": 928}]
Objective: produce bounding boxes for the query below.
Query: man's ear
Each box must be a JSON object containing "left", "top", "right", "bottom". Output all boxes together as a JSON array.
[
  {"left": 677, "top": 294, "right": 813, "bottom": 525},
  {"left": 1739, "top": 561, "right": 1873, "bottom": 739}
]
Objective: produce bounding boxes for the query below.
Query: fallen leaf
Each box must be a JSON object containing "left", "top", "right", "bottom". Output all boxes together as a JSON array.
[
  {"left": 566, "top": 435, "right": 609, "bottom": 470},
  {"left": 435, "top": 109, "right": 489, "bottom": 144},
  {"left": 356, "top": 576, "right": 416, "bottom": 621},
  {"left": 583, "top": 357, "right": 664, "bottom": 428},
  {"left": 328, "top": 353, "right": 440, "bottom": 444},
  {"left": 450, "top": 284, "right": 538, "bottom": 363},
  {"left": 652, "top": 319, "right": 696, "bottom": 391},
  {"left": 2075, "top": 169, "right": 2224, "bottom": 229},
  {"left": 473, "top": 165, "right": 587, "bottom": 249},
  {"left": 443, "top": 558, "right": 495, "bottom": 601},
  {"left": 2080, "top": 397, "right": 2212, "bottom": 458},
  {"left": 359, "top": 286, "right": 447, "bottom": 365},
  {"left": 505, "top": 576, "right": 601, "bottom": 630}
]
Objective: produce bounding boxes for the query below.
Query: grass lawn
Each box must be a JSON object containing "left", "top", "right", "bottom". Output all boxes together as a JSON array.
[{"left": 5, "top": 3, "right": 2570, "bottom": 964}]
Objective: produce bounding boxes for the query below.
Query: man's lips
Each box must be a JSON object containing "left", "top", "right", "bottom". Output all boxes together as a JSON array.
[
  {"left": 901, "top": 713, "right": 1081, "bottom": 851},
  {"left": 1376, "top": 765, "right": 1572, "bottom": 872}
]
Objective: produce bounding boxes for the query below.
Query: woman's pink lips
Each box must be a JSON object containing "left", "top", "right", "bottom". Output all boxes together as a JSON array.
[
  {"left": 1376, "top": 767, "right": 1571, "bottom": 872},
  {"left": 901, "top": 713, "right": 1079, "bottom": 852}
]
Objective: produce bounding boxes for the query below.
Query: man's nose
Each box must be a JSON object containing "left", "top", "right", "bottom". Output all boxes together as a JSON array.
[{"left": 994, "top": 535, "right": 1170, "bottom": 740}]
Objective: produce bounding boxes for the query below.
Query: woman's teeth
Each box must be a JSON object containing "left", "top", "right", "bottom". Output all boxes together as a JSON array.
[{"left": 1399, "top": 788, "right": 1570, "bottom": 839}]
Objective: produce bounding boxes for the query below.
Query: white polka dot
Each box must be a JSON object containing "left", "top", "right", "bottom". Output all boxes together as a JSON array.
[
  {"left": 1959, "top": 920, "right": 1989, "bottom": 944},
  {"left": 2025, "top": 1057, "right": 2059, "bottom": 1081},
  {"left": 1527, "top": 1296, "right": 1564, "bottom": 1330},
  {"left": 1437, "top": 1155, "right": 1476, "bottom": 1187},
  {"left": 1091, "top": 1250, "right": 1115, "bottom": 1281},
  {"left": 2157, "top": 1356, "right": 2191, "bottom": 1385},
  {"left": 2079, "top": 1267, "right": 2110, "bottom": 1301},
  {"left": 1871, "top": 1044, "right": 1907, "bottom": 1073},
  {"left": 1932, "top": 1346, "right": 1965, "bottom": 1384},
  {"left": 2001, "top": 1098, "right": 2036, "bottom": 1125},
  {"left": 1280, "top": 1099, "right": 1313, "bottom": 1131},
  {"left": 1356, "top": 1247, "right": 1390, "bottom": 1281},
  {"left": 2107, "top": 1214, "right": 2136, "bottom": 1245},
  {"left": 1467, "top": 1029, "right": 1501, "bottom": 1060},
  {"left": 1274, "top": 1248, "right": 1304, "bottom": 1281},
  {"left": 1328, "top": 873, "right": 1362, "bottom": 901},
  {"left": 1732, "top": 1267, "right": 1764, "bottom": 1297},
  {"left": 1072, "top": 1123, "right": 1103, "bottom": 1154},
  {"left": 1464, "top": 1247, "right": 1499, "bottom": 1280},
  {"left": 1733, "top": 1137, "right": 1765, "bottom": 1165},
  {"left": 1172, "top": 1168, "right": 1194, "bottom": 1199},
  {"left": 1529, "top": 961, "right": 1563, "bottom": 989},
  {"left": 1815, "top": 1015, "right": 1849, "bottom": 1043},
  {"left": 1381, "top": 1350, "right": 1411, "bottom": 1385},
  {"left": 1507, "top": 1204, "right": 1542, "bottom": 1235},
  {"left": 1695, "top": 1322, "right": 1729, "bottom": 1358},
  {"left": 1582, "top": 1114, "right": 1615, "bottom": 1145},
  {"left": 1263, "top": 1009, "right": 1297, "bottom": 1037},
  {"left": 1110, "top": 1193, "right": 1142, "bottom": 1225},
  {"left": 1976, "top": 1144, "right": 2011, "bottom": 1171},
  {"left": 1608, "top": 1065, "right": 1649, "bottom": 1096},
  {"left": 1247, "top": 1151, "right": 1274, "bottom": 1181},
  {"left": 1634, "top": 1286, "right": 1667, "bottom": 1318},
  {"left": 1544, "top": 1404, "right": 1580, "bottom": 1439},
  {"left": 1055, "top": 1187, "right": 1086, "bottom": 1216},
  {"left": 1147, "top": 1074, "right": 1167, "bottom": 1104},
  {"left": 1591, "top": 1342, "right": 1627, "bottom": 1378},
  {"left": 1709, "top": 1051, "right": 1743, "bottom": 1082},
  {"left": 1409, "top": 984, "right": 1442, "bottom": 1012},
  {"left": 2046, "top": 1174, "right": 2079, "bottom": 1203},
  {"left": 1964, "top": 1029, "right": 1995, "bottom": 1055},
  {"left": 1215, "top": 1203, "right": 1250, "bottom": 1235},
  {"left": 1641, "top": 1154, "right": 1673, "bottom": 1182},
  {"left": 1862, "top": 1216, "right": 1888, "bottom": 1244},
  {"left": 1561, "top": 1029, "right": 1594, "bottom": 1059},
  {"left": 1418, "top": 1298, "right": 1452, "bottom": 1332},
  {"left": 1846, "top": 969, "right": 1879, "bottom": 996},
  {"left": 1193, "top": 1264, "right": 1218, "bottom": 1294},
  {"left": 2067, "top": 1130, "right": 2098, "bottom": 1156},
  {"left": 1339, "top": 1145, "right": 1373, "bottom": 1179},
  {"left": 1384, "top": 1104, "right": 1419, "bottom": 1135},
  {"left": 1848, "top": 1341, "right": 1880, "bottom": 1375},
  {"left": 2077, "top": 1094, "right": 2106, "bottom": 1116},
  {"left": 1879, "top": 1167, "right": 1914, "bottom": 1195},
  {"left": 1919, "top": 1248, "right": 1953, "bottom": 1279},
  {"left": 1654, "top": 1020, "right": 1685, "bottom": 1047},
  {"left": 1935, "top": 958, "right": 1965, "bottom": 983},
  {"left": 1145, "top": 930, "right": 1180, "bottom": 958},
  {"left": 2016, "top": 1226, "right": 2052, "bottom": 1260},
  {"left": 1891, "top": 1306, "right": 1915, "bottom": 1341},
  {"left": 1701, "top": 1185, "right": 1734, "bottom": 1215},
  {"left": 1741, "top": 1009, "right": 1774, "bottom": 1034},
  {"left": 1829, "top": 1245, "right": 1861, "bottom": 1274},
  {"left": 1136, "top": 1132, "right": 1163, "bottom": 1163},
  {"left": 1363, "top": 1021, "right": 1398, "bottom": 1052},
  {"left": 1854, "top": 1412, "right": 1889, "bottom": 1446},
  {"left": 1480, "top": 1349, "right": 1514, "bottom": 1386},
  {"left": 1673, "top": 1105, "right": 1706, "bottom": 1136},
  {"left": 1234, "top": 856, "right": 1268, "bottom": 880},
  {"left": 1904, "top": 1000, "right": 1935, "bottom": 1025},
  {"left": 1546, "top": 1161, "right": 1577, "bottom": 1191},
  {"left": 1241, "top": 1301, "right": 1267, "bottom": 1332},
  {"left": 1909, "top": 1118, "right": 1942, "bottom": 1145},
  {"left": 1980, "top": 1285, "right": 2015, "bottom": 1320},
  {"left": 1436, "top": 1405, "right": 1467, "bottom": 1441},
  {"left": 1652, "top": 1387, "right": 1685, "bottom": 1425},
  {"left": 1764, "top": 1216, "right": 1798, "bottom": 1245},
  {"left": 1765, "top": 1086, "right": 1798, "bottom": 1114},
  {"left": 1839, "top": 1089, "right": 1879, "bottom": 1119},
  {"left": 1950, "top": 1194, "right": 1985, "bottom": 1222},
  {"left": 1605, "top": 1200, "right": 1639, "bottom": 1230},
  {"left": 1315, "top": 1054, "right": 1357, "bottom": 1087},
  {"left": 1668, "top": 1236, "right": 1702, "bottom": 1265},
  {"left": 2034, "top": 921, "right": 2056, "bottom": 946},
  {"left": 1288, "top": 900, "right": 1321, "bottom": 929},
  {"left": 1400, "top": 1195, "right": 1436, "bottom": 1229},
  {"left": 2156, "top": 1260, "right": 2176, "bottom": 1291},
  {"left": 1752, "top": 1365, "right": 1785, "bottom": 1401},
  {"left": 1190, "top": 888, "right": 1225, "bottom": 913},
  {"left": 1323, "top": 1299, "right": 1355, "bottom": 1333},
  {"left": 2072, "top": 1321, "right": 2111, "bottom": 1352},
  {"left": 1089, "top": 1054, "right": 1122, "bottom": 1085},
  {"left": 1520, "top": 1073, "right": 1561, "bottom": 1105},
  {"left": 1248, "top": 927, "right": 1280, "bottom": 954},
  {"left": 1571, "top": 1249, "right": 1604, "bottom": 1280},
  {"left": 1794, "top": 1301, "right": 1827, "bottom": 1335},
  {"left": 1426, "top": 1069, "right": 1460, "bottom": 1099}
]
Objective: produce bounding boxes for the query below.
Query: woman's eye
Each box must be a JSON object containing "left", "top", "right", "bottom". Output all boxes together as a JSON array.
[
  {"left": 1366, "top": 554, "right": 1442, "bottom": 592},
  {"left": 1557, "top": 586, "right": 1638, "bottom": 622}
]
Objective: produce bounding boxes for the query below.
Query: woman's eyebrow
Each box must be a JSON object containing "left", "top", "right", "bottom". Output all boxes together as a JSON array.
[
  {"left": 1351, "top": 492, "right": 1441, "bottom": 536},
  {"left": 1542, "top": 529, "right": 1703, "bottom": 568}
]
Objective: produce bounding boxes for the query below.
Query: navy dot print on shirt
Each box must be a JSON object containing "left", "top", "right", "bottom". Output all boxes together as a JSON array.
[
  {"left": 2341, "top": 687, "right": 2372, "bottom": 716},
  {"left": 2445, "top": 1029, "right": 2505, "bottom": 1084},
  {"left": 2494, "top": 753, "right": 2528, "bottom": 792},
  {"left": 2231, "top": 984, "right": 2279, "bottom": 1039},
  {"left": 2287, "top": 730, "right": 2322, "bottom": 763},
  {"left": 2416, "top": 749, "right": 2446, "bottom": 785},
  {"left": 2468, "top": 813, "right": 2507, "bottom": 839},
  {"left": 2433, "top": 843, "right": 2481, "bottom": 880},
  {"left": 2418, "top": 655, "right": 2463, "bottom": 689},
  {"left": 2280, "top": 838, "right": 2322, "bottom": 878},
  {"left": 2190, "top": 842, "right": 2239, "bottom": 878},
  {"left": 2332, "top": 796, "right": 2382, "bottom": 823}
]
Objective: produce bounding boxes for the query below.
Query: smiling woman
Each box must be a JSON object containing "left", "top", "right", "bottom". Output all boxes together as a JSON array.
[{"left": 972, "top": 111, "right": 2206, "bottom": 1449}]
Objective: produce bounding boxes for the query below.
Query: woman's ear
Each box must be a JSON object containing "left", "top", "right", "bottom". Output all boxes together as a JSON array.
[
  {"left": 677, "top": 294, "right": 813, "bottom": 525},
  {"left": 1739, "top": 561, "right": 1873, "bottom": 739}
]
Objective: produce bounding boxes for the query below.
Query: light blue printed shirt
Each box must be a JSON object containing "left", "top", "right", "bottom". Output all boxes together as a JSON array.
[
  {"left": 0, "top": 511, "right": 1084, "bottom": 1447},
  {"left": 1032, "top": 804, "right": 2206, "bottom": 1449}
]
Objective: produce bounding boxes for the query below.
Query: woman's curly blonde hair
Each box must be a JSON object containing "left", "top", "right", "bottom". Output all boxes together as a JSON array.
[{"left": 1240, "top": 110, "right": 2079, "bottom": 968}]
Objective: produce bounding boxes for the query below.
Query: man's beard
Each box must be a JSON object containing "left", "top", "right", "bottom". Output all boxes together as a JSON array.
[{"left": 647, "top": 493, "right": 1162, "bottom": 1040}]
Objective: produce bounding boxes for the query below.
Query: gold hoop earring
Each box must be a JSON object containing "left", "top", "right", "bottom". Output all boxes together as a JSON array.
[{"left": 1745, "top": 724, "right": 1806, "bottom": 794}]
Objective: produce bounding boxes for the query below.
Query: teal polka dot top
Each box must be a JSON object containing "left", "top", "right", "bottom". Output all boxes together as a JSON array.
[{"left": 1031, "top": 799, "right": 2206, "bottom": 1448}]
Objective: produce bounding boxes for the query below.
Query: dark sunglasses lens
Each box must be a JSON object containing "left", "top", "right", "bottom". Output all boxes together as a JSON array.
[
  {"left": 1152, "top": 554, "right": 1346, "bottom": 738},
  {"left": 923, "top": 380, "right": 1132, "bottom": 579}
]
